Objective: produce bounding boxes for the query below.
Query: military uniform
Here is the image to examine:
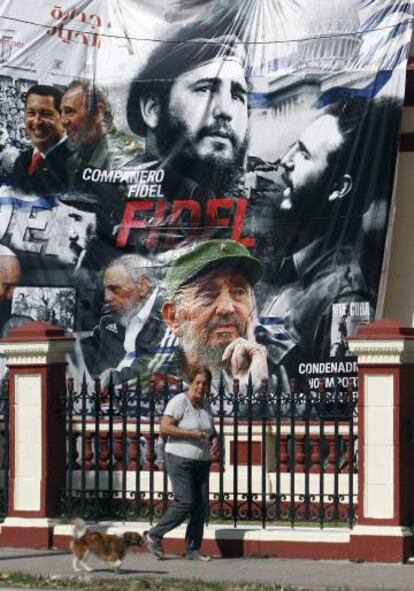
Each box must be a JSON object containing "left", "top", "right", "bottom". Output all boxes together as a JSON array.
[
  {"left": 66, "top": 127, "right": 143, "bottom": 189},
  {"left": 63, "top": 129, "right": 143, "bottom": 270},
  {"left": 259, "top": 239, "right": 374, "bottom": 377}
]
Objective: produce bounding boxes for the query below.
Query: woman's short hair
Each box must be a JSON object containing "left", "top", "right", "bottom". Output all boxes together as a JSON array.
[{"left": 188, "top": 365, "right": 212, "bottom": 387}]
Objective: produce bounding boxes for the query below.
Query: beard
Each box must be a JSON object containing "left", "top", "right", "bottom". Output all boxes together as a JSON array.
[
  {"left": 155, "top": 107, "right": 248, "bottom": 193},
  {"left": 102, "top": 296, "right": 144, "bottom": 326},
  {"left": 275, "top": 161, "right": 340, "bottom": 223},
  {"left": 272, "top": 173, "right": 329, "bottom": 225},
  {"left": 66, "top": 134, "right": 83, "bottom": 152},
  {"left": 270, "top": 171, "right": 342, "bottom": 257},
  {"left": 119, "top": 297, "right": 146, "bottom": 326},
  {"left": 66, "top": 119, "right": 95, "bottom": 153},
  {"left": 180, "top": 313, "right": 249, "bottom": 367}
]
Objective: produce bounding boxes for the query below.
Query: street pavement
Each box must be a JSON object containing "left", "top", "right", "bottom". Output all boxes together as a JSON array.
[{"left": 0, "top": 548, "right": 413, "bottom": 589}]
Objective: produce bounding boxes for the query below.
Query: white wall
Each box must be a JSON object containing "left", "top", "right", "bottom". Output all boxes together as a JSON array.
[{"left": 382, "top": 106, "right": 414, "bottom": 326}]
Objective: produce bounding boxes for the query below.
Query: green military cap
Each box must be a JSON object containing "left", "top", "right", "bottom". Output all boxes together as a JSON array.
[{"left": 165, "top": 239, "right": 264, "bottom": 297}]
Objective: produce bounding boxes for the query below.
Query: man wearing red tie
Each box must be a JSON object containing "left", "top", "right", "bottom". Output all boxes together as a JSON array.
[{"left": 12, "top": 85, "right": 69, "bottom": 195}]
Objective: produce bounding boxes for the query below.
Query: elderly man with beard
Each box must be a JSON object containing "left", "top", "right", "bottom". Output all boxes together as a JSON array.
[
  {"left": 80, "top": 254, "right": 165, "bottom": 379},
  {"left": 126, "top": 28, "right": 249, "bottom": 203},
  {"left": 147, "top": 239, "right": 271, "bottom": 393}
]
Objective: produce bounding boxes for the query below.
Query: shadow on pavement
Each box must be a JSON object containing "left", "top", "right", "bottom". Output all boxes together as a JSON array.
[
  {"left": 77, "top": 568, "right": 169, "bottom": 575},
  {"left": 0, "top": 551, "right": 71, "bottom": 561}
]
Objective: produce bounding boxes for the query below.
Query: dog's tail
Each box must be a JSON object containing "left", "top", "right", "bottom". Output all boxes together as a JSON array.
[{"left": 72, "top": 518, "right": 87, "bottom": 539}]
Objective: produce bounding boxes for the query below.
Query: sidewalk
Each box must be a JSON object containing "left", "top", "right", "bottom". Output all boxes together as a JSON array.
[{"left": 0, "top": 547, "right": 413, "bottom": 589}]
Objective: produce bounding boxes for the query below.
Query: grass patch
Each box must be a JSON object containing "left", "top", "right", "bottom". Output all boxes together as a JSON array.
[
  {"left": 0, "top": 571, "right": 403, "bottom": 591},
  {"left": 0, "top": 571, "right": 296, "bottom": 591}
]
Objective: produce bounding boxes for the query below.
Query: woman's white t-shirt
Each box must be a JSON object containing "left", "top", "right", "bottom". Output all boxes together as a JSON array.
[{"left": 163, "top": 393, "right": 214, "bottom": 461}]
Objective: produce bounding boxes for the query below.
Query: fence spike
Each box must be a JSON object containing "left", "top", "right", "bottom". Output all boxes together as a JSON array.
[
  {"left": 81, "top": 373, "right": 88, "bottom": 396},
  {"left": 218, "top": 370, "right": 225, "bottom": 395},
  {"left": 94, "top": 377, "right": 101, "bottom": 393}
]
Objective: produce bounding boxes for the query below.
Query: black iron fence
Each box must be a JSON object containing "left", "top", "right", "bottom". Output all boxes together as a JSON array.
[{"left": 59, "top": 376, "right": 358, "bottom": 528}]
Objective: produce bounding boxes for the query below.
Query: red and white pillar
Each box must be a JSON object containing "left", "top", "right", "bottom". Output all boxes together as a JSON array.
[
  {"left": 0, "top": 322, "right": 74, "bottom": 548},
  {"left": 349, "top": 319, "right": 414, "bottom": 562}
]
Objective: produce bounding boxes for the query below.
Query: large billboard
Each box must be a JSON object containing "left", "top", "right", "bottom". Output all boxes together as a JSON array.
[{"left": 0, "top": 0, "right": 411, "bottom": 395}]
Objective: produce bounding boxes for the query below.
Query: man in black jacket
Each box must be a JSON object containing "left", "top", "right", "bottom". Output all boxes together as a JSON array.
[
  {"left": 12, "top": 85, "right": 69, "bottom": 195},
  {"left": 80, "top": 254, "right": 165, "bottom": 379}
]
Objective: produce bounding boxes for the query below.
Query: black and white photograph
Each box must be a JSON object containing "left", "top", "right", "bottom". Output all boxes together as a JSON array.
[
  {"left": 0, "top": 0, "right": 410, "bottom": 391},
  {"left": 11, "top": 286, "right": 76, "bottom": 331}
]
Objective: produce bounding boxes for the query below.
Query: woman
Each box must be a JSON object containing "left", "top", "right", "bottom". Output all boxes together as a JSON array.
[{"left": 145, "top": 366, "right": 218, "bottom": 561}]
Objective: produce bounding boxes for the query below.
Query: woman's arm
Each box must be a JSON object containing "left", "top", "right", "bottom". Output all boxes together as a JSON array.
[{"left": 160, "top": 415, "right": 206, "bottom": 440}]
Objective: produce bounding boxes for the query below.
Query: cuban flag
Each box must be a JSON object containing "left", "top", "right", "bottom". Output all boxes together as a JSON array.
[{"left": 315, "top": 0, "right": 414, "bottom": 108}]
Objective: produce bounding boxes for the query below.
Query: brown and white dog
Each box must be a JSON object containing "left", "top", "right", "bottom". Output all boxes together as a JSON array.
[{"left": 70, "top": 518, "right": 144, "bottom": 573}]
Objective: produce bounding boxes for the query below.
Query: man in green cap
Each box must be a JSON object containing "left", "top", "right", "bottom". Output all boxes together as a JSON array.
[{"left": 148, "top": 239, "right": 269, "bottom": 389}]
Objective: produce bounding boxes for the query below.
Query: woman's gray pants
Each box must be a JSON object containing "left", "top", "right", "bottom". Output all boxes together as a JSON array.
[{"left": 148, "top": 452, "right": 210, "bottom": 552}]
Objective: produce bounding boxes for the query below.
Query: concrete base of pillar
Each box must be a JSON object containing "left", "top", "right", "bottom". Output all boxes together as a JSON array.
[
  {"left": 0, "top": 518, "right": 62, "bottom": 549},
  {"left": 349, "top": 525, "right": 414, "bottom": 562}
]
